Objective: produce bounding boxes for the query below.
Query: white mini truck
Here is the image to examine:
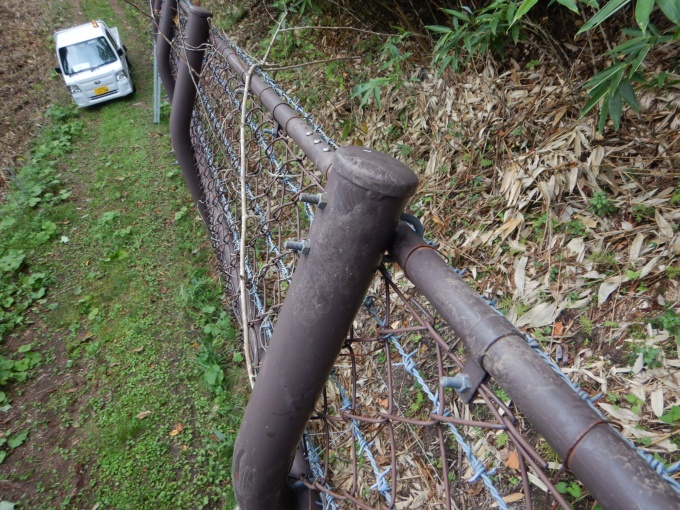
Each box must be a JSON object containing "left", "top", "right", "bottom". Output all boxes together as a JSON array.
[{"left": 54, "top": 20, "right": 134, "bottom": 107}]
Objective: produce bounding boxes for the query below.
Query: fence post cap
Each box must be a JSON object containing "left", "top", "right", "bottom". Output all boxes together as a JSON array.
[
  {"left": 187, "top": 4, "right": 213, "bottom": 18},
  {"left": 332, "top": 146, "right": 418, "bottom": 199}
]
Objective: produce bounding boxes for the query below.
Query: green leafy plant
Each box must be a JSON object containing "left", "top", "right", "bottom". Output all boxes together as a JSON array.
[
  {"left": 589, "top": 191, "right": 617, "bottom": 216},
  {"left": 626, "top": 268, "right": 642, "bottom": 279},
  {"left": 579, "top": 1, "right": 680, "bottom": 131},
  {"left": 631, "top": 204, "right": 655, "bottom": 222},
  {"left": 652, "top": 309, "right": 680, "bottom": 342},
  {"left": 7, "top": 429, "right": 29, "bottom": 449},
  {"left": 561, "top": 220, "right": 588, "bottom": 237},
  {"left": 494, "top": 387, "right": 510, "bottom": 402},
  {"left": 633, "top": 345, "right": 662, "bottom": 368},
  {"left": 659, "top": 405, "right": 680, "bottom": 424},
  {"left": 272, "top": 0, "right": 318, "bottom": 17},
  {"left": 671, "top": 184, "right": 680, "bottom": 206},
  {"left": 174, "top": 206, "right": 188, "bottom": 221},
  {"left": 0, "top": 344, "right": 43, "bottom": 387},
  {"left": 426, "top": 0, "right": 582, "bottom": 75},
  {"left": 351, "top": 34, "right": 413, "bottom": 109},
  {"left": 496, "top": 432, "right": 509, "bottom": 447},
  {"left": 556, "top": 480, "right": 582, "bottom": 498},
  {"left": 579, "top": 315, "right": 595, "bottom": 335},
  {"left": 427, "top": 1, "right": 524, "bottom": 75},
  {"left": 626, "top": 393, "right": 644, "bottom": 415},
  {"left": 0, "top": 251, "right": 25, "bottom": 273},
  {"left": 409, "top": 387, "right": 426, "bottom": 415}
]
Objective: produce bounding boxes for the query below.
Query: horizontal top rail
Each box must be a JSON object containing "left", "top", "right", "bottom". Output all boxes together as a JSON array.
[{"left": 210, "top": 37, "right": 335, "bottom": 176}]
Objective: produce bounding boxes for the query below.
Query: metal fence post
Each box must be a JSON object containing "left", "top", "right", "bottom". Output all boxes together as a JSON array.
[
  {"left": 232, "top": 147, "right": 419, "bottom": 510},
  {"left": 151, "top": 0, "right": 163, "bottom": 37},
  {"left": 156, "top": 0, "right": 177, "bottom": 102},
  {"left": 169, "top": 5, "right": 211, "bottom": 228}
]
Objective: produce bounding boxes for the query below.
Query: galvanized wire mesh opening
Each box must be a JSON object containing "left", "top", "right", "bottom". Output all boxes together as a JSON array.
[{"left": 154, "top": 1, "right": 680, "bottom": 508}]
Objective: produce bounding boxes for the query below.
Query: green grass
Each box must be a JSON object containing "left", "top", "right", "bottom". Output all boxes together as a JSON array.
[{"left": 0, "top": 0, "right": 246, "bottom": 507}]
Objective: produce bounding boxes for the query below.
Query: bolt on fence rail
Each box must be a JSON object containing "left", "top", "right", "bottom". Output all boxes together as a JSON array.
[{"left": 151, "top": 1, "right": 680, "bottom": 509}]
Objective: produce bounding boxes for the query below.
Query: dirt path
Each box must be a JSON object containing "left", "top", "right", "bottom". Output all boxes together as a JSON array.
[
  {"left": 0, "top": 0, "right": 61, "bottom": 172},
  {"left": 2, "top": 1, "right": 142, "bottom": 506}
]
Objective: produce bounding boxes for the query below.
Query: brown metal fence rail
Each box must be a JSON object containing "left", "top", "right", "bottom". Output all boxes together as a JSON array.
[{"left": 150, "top": 1, "right": 680, "bottom": 509}]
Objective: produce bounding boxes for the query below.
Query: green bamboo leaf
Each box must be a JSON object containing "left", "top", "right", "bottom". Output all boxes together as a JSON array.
[
  {"left": 464, "top": 34, "right": 472, "bottom": 54},
  {"left": 657, "top": 71, "right": 667, "bottom": 88},
  {"left": 608, "top": 66, "right": 626, "bottom": 94},
  {"left": 629, "top": 44, "right": 651, "bottom": 75},
  {"left": 636, "top": 0, "right": 654, "bottom": 33},
  {"left": 656, "top": 0, "right": 680, "bottom": 24},
  {"left": 490, "top": 16, "right": 499, "bottom": 35},
  {"left": 425, "top": 25, "right": 453, "bottom": 34},
  {"left": 598, "top": 92, "right": 611, "bottom": 132},
  {"left": 584, "top": 62, "right": 627, "bottom": 91},
  {"left": 577, "top": 0, "right": 630, "bottom": 35},
  {"left": 609, "top": 91, "right": 623, "bottom": 130},
  {"left": 618, "top": 80, "right": 640, "bottom": 111},
  {"left": 622, "top": 27, "right": 645, "bottom": 37},
  {"left": 441, "top": 8, "right": 471, "bottom": 21},
  {"left": 512, "top": 0, "right": 540, "bottom": 25},
  {"left": 609, "top": 36, "right": 650, "bottom": 57},
  {"left": 512, "top": 23, "right": 521, "bottom": 44},
  {"left": 555, "top": 0, "right": 579, "bottom": 13},
  {"left": 581, "top": 81, "right": 610, "bottom": 116}
]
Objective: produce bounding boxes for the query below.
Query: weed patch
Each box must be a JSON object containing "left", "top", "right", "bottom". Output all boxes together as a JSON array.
[{"left": 0, "top": 0, "right": 246, "bottom": 507}]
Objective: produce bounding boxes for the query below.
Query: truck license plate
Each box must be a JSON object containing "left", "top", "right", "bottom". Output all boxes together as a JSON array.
[{"left": 94, "top": 86, "right": 109, "bottom": 95}]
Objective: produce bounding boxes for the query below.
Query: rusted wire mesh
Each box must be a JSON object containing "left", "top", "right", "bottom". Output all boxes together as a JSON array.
[{"left": 162, "top": 2, "right": 680, "bottom": 509}]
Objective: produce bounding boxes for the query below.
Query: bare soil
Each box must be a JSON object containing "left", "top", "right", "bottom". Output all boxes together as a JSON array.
[{"left": 0, "top": 0, "right": 63, "bottom": 172}]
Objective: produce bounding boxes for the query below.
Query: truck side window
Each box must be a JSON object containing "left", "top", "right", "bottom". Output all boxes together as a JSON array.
[{"left": 105, "top": 30, "right": 118, "bottom": 51}]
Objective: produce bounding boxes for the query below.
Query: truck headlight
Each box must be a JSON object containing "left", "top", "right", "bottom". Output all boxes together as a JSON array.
[
  {"left": 68, "top": 85, "right": 82, "bottom": 94},
  {"left": 116, "top": 70, "right": 127, "bottom": 81}
]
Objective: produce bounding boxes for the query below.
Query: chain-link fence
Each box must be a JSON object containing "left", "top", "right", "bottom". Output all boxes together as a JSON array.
[{"left": 151, "top": 1, "right": 680, "bottom": 508}]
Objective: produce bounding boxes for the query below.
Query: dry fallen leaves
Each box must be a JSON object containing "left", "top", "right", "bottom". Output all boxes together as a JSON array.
[
  {"left": 504, "top": 451, "right": 520, "bottom": 470},
  {"left": 135, "top": 411, "right": 152, "bottom": 420},
  {"left": 169, "top": 422, "right": 185, "bottom": 436}
]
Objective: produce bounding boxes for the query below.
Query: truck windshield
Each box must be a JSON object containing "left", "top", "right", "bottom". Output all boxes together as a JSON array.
[{"left": 58, "top": 36, "right": 117, "bottom": 76}]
